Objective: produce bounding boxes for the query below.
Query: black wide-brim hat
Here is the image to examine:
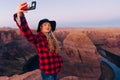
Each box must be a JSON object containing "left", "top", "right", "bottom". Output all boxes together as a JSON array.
[{"left": 37, "top": 19, "right": 56, "bottom": 32}]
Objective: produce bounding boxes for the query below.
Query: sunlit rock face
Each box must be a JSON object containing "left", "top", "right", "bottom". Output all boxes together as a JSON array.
[{"left": 62, "top": 32, "right": 101, "bottom": 80}]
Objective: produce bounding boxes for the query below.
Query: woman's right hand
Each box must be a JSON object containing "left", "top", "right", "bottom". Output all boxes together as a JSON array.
[{"left": 16, "top": 2, "right": 27, "bottom": 17}]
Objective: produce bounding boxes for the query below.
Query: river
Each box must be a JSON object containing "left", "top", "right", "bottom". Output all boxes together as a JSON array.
[{"left": 100, "top": 50, "right": 120, "bottom": 80}]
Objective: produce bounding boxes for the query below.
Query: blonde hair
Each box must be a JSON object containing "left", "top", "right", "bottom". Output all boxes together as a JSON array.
[{"left": 44, "top": 31, "right": 59, "bottom": 53}]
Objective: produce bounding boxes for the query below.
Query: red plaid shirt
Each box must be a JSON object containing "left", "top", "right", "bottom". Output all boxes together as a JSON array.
[{"left": 13, "top": 13, "right": 63, "bottom": 75}]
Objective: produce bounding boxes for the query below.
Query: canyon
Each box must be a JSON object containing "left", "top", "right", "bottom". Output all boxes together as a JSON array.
[{"left": 0, "top": 27, "right": 120, "bottom": 80}]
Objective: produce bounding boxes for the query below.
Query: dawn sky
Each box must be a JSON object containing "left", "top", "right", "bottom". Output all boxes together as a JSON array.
[{"left": 0, "top": 0, "right": 120, "bottom": 28}]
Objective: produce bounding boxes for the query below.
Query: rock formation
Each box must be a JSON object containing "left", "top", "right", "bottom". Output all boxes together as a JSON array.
[{"left": 62, "top": 32, "right": 101, "bottom": 80}]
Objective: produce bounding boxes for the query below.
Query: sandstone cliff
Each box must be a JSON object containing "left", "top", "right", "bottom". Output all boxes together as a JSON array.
[{"left": 62, "top": 32, "right": 101, "bottom": 80}]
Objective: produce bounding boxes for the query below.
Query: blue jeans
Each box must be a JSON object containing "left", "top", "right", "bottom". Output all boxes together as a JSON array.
[{"left": 41, "top": 71, "right": 58, "bottom": 80}]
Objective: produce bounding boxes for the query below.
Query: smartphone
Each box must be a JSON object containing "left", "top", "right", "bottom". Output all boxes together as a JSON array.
[{"left": 27, "top": 1, "right": 36, "bottom": 10}]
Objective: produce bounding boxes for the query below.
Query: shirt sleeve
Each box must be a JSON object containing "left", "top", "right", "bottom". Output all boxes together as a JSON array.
[{"left": 13, "top": 13, "right": 38, "bottom": 45}]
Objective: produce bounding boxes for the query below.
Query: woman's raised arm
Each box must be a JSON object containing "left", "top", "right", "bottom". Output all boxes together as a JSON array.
[{"left": 14, "top": 2, "right": 38, "bottom": 45}]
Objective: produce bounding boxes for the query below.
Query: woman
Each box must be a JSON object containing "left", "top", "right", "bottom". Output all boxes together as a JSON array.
[{"left": 13, "top": 2, "right": 63, "bottom": 80}]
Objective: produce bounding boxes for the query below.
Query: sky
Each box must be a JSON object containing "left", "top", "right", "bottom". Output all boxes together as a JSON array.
[{"left": 0, "top": 0, "right": 120, "bottom": 29}]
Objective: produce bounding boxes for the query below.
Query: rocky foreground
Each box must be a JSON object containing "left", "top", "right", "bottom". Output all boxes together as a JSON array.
[{"left": 0, "top": 27, "right": 120, "bottom": 80}]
